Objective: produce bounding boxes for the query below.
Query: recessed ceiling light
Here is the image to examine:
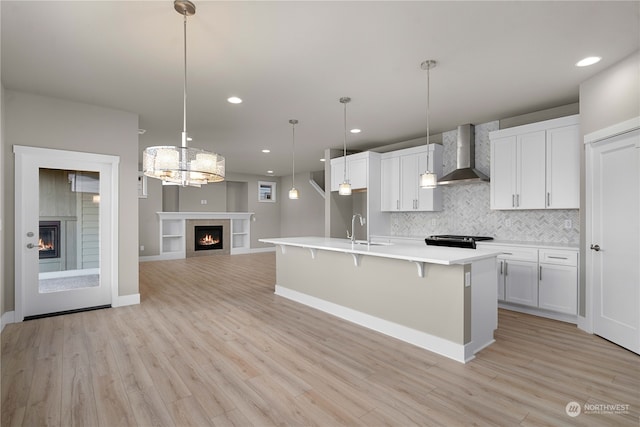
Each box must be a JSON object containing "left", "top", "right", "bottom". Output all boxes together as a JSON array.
[
  {"left": 576, "top": 56, "right": 602, "bottom": 67},
  {"left": 267, "top": 170, "right": 274, "bottom": 174},
  {"left": 261, "top": 149, "right": 270, "bottom": 153},
  {"left": 320, "top": 158, "right": 326, "bottom": 162},
  {"left": 350, "top": 128, "right": 361, "bottom": 134},
  {"left": 187, "top": 136, "right": 193, "bottom": 141},
  {"left": 227, "top": 96, "right": 243, "bottom": 104},
  {"left": 138, "top": 128, "right": 146, "bottom": 135}
]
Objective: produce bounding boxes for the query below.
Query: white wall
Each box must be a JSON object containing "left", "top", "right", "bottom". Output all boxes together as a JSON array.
[
  {"left": 0, "top": 83, "right": 5, "bottom": 320},
  {"left": 279, "top": 174, "right": 325, "bottom": 238},
  {"left": 578, "top": 50, "right": 640, "bottom": 317},
  {"left": 3, "top": 90, "right": 140, "bottom": 311}
]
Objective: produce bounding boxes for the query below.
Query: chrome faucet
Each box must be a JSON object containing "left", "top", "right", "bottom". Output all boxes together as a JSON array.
[{"left": 347, "top": 214, "right": 366, "bottom": 242}]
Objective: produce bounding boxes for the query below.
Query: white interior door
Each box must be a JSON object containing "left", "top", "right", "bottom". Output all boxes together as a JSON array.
[
  {"left": 14, "top": 146, "right": 119, "bottom": 320},
  {"left": 587, "top": 127, "right": 639, "bottom": 354}
]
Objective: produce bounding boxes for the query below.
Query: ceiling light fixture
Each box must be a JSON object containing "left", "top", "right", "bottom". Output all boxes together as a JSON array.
[
  {"left": 419, "top": 59, "right": 438, "bottom": 189},
  {"left": 576, "top": 56, "right": 601, "bottom": 67},
  {"left": 143, "top": 1, "right": 224, "bottom": 187},
  {"left": 227, "top": 96, "right": 243, "bottom": 104},
  {"left": 338, "top": 97, "right": 352, "bottom": 196},
  {"left": 261, "top": 149, "right": 271, "bottom": 153},
  {"left": 288, "top": 119, "right": 300, "bottom": 200},
  {"left": 350, "top": 128, "right": 361, "bottom": 134}
]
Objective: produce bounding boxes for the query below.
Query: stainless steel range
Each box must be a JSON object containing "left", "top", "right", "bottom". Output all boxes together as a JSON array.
[{"left": 425, "top": 235, "right": 493, "bottom": 249}]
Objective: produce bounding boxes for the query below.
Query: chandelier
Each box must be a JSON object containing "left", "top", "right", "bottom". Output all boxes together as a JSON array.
[{"left": 143, "top": 0, "right": 224, "bottom": 187}]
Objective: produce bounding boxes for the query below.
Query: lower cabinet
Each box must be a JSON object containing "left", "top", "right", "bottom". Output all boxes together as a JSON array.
[
  {"left": 504, "top": 260, "right": 539, "bottom": 307},
  {"left": 480, "top": 243, "right": 578, "bottom": 319}
]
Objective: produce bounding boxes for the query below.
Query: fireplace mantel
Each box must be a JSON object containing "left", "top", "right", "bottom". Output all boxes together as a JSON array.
[{"left": 157, "top": 212, "right": 253, "bottom": 260}]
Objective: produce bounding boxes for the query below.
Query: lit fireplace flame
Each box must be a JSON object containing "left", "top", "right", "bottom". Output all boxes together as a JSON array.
[
  {"left": 39, "top": 238, "right": 54, "bottom": 251},
  {"left": 199, "top": 234, "right": 220, "bottom": 246}
]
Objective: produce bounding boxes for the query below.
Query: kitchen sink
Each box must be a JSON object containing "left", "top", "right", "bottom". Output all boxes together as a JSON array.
[{"left": 353, "top": 240, "right": 393, "bottom": 246}]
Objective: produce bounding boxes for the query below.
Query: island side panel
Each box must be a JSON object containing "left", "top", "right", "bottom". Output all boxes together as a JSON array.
[{"left": 275, "top": 246, "right": 466, "bottom": 345}]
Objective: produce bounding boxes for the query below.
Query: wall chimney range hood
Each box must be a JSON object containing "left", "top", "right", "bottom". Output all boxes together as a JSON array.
[{"left": 438, "top": 124, "right": 490, "bottom": 185}]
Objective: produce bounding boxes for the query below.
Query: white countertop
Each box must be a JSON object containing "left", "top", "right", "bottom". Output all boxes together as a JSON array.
[
  {"left": 476, "top": 240, "right": 579, "bottom": 251},
  {"left": 259, "top": 236, "right": 500, "bottom": 266}
]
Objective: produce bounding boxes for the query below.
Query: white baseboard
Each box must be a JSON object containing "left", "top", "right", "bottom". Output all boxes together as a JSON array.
[
  {"left": 1, "top": 311, "right": 15, "bottom": 331},
  {"left": 114, "top": 293, "right": 140, "bottom": 307},
  {"left": 499, "top": 302, "right": 577, "bottom": 324},
  {"left": 275, "top": 285, "right": 469, "bottom": 363}
]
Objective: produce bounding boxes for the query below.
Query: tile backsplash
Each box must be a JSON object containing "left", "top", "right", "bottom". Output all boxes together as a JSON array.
[{"left": 390, "top": 121, "right": 580, "bottom": 245}]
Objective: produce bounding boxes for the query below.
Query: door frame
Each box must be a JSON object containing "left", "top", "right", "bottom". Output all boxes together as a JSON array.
[
  {"left": 13, "top": 145, "right": 119, "bottom": 322},
  {"left": 582, "top": 116, "right": 640, "bottom": 334}
]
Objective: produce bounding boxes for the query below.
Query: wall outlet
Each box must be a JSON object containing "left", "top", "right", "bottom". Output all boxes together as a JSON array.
[
  {"left": 505, "top": 219, "right": 512, "bottom": 227},
  {"left": 431, "top": 218, "right": 437, "bottom": 227},
  {"left": 464, "top": 272, "right": 471, "bottom": 287},
  {"left": 200, "top": 199, "right": 207, "bottom": 205},
  {"left": 140, "top": 245, "right": 144, "bottom": 251},
  {"left": 564, "top": 219, "right": 572, "bottom": 229}
]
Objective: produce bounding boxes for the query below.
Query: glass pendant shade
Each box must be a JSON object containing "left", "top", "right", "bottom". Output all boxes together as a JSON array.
[
  {"left": 288, "top": 187, "right": 299, "bottom": 199},
  {"left": 339, "top": 181, "right": 352, "bottom": 196},
  {"left": 142, "top": 0, "right": 224, "bottom": 187},
  {"left": 419, "top": 171, "right": 437, "bottom": 189},
  {"left": 143, "top": 145, "right": 225, "bottom": 187}
]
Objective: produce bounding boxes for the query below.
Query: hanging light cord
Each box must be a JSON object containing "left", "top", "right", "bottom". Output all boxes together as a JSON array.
[
  {"left": 343, "top": 100, "right": 347, "bottom": 181},
  {"left": 291, "top": 122, "right": 296, "bottom": 187},
  {"left": 182, "top": 12, "right": 188, "bottom": 147},
  {"left": 425, "top": 63, "right": 431, "bottom": 168}
]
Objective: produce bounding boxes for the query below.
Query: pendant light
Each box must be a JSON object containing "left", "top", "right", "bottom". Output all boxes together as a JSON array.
[
  {"left": 288, "top": 119, "right": 299, "bottom": 200},
  {"left": 338, "top": 97, "right": 352, "bottom": 196},
  {"left": 142, "top": 0, "right": 225, "bottom": 187},
  {"left": 419, "top": 59, "right": 437, "bottom": 189}
]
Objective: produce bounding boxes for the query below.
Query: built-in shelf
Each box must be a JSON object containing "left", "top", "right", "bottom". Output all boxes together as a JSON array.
[{"left": 157, "top": 212, "right": 253, "bottom": 259}]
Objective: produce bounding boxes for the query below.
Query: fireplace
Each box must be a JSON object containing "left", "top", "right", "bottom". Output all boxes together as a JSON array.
[
  {"left": 194, "top": 225, "right": 223, "bottom": 251},
  {"left": 39, "top": 221, "right": 60, "bottom": 259}
]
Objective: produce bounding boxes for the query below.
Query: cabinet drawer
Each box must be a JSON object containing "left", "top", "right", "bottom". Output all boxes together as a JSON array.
[
  {"left": 480, "top": 244, "right": 538, "bottom": 262},
  {"left": 539, "top": 249, "right": 577, "bottom": 266}
]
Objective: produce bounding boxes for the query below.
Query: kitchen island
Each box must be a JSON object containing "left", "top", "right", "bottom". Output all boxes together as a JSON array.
[{"left": 259, "top": 237, "right": 500, "bottom": 363}]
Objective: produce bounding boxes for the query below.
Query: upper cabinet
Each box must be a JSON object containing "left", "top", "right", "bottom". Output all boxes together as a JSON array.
[
  {"left": 489, "top": 115, "right": 580, "bottom": 210},
  {"left": 380, "top": 145, "right": 443, "bottom": 212},
  {"left": 330, "top": 152, "right": 370, "bottom": 192}
]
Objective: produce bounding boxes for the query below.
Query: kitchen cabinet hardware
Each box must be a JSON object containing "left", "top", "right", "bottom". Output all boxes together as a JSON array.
[
  {"left": 590, "top": 244, "right": 601, "bottom": 251},
  {"left": 548, "top": 256, "right": 568, "bottom": 260},
  {"left": 500, "top": 260, "right": 503, "bottom": 274},
  {"left": 547, "top": 192, "right": 551, "bottom": 207},
  {"left": 504, "top": 261, "right": 508, "bottom": 276},
  {"left": 539, "top": 265, "right": 542, "bottom": 280}
]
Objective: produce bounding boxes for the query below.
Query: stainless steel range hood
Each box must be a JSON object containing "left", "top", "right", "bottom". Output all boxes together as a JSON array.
[{"left": 438, "top": 124, "right": 490, "bottom": 185}]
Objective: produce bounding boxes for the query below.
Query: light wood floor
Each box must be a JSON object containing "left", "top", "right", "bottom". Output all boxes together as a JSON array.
[{"left": 2, "top": 252, "right": 638, "bottom": 426}]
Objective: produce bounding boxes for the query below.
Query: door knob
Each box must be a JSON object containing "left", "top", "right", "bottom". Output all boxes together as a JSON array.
[
  {"left": 590, "top": 244, "right": 601, "bottom": 252},
  {"left": 26, "top": 243, "right": 37, "bottom": 249}
]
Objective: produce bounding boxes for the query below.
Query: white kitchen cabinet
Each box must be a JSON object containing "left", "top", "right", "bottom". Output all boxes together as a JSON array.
[
  {"left": 490, "top": 115, "right": 580, "bottom": 210},
  {"left": 330, "top": 152, "right": 369, "bottom": 192},
  {"left": 538, "top": 249, "right": 578, "bottom": 315},
  {"left": 380, "top": 144, "right": 442, "bottom": 212},
  {"left": 479, "top": 242, "right": 579, "bottom": 321},
  {"left": 546, "top": 125, "right": 580, "bottom": 209},
  {"left": 504, "top": 260, "right": 539, "bottom": 307},
  {"left": 380, "top": 157, "right": 400, "bottom": 211}
]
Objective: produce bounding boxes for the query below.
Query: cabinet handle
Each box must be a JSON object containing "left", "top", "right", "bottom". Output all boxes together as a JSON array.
[
  {"left": 548, "top": 256, "right": 568, "bottom": 260},
  {"left": 512, "top": 194, "right": 515, "bottom": 208},
  {"left": 499, "top": 260, "right": 503, "bottom": 275},
  {"left": 397, "top": 200, "right": 399, "bottom": 210},
  {"left": 502, "top": 252, "right": 513, "bottom": 255},
  {"left": 504, "top": 261, "right": 508, "bottom": 276},
  {"left": 539, "top": 265, "right": 542, "bottom": 281},
  {"left": 547, "top": 192, "right": 551, "bottom": 207},
  {"left": 516, "top": 194, "right": 520, "bottom": 207}
]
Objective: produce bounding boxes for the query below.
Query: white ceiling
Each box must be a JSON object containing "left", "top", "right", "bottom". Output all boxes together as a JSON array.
[{"left": 2, "top": 1, "right": 639, "bottom": 177}]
